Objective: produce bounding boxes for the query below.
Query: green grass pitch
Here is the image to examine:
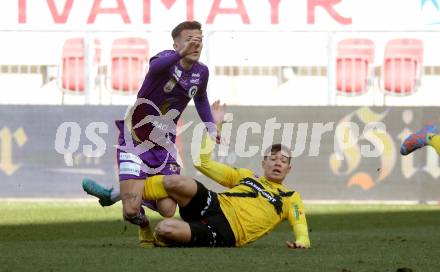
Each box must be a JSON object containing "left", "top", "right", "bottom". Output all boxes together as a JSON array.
[{"left": 1, "top": 201, "right": 440, "bottom": 272}]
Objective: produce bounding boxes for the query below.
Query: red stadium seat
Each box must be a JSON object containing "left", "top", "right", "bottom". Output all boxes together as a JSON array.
[
  {"left": 336, "top": 39, "right": 375, "bottom": 95},
  {"left": 382, "top": 39, "right": 423, "bottom": 95},
  {"left": 110, "top": 37, "right": 149, "bottom": 94},
  {"left": 61, "top": 38, "right": 101, "bottom": 93}
]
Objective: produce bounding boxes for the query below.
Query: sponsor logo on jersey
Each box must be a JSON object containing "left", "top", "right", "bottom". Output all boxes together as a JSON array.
[
  {"left": 243, "top": 179, "right": 277, "bottom": 203},
  {"left": 240, "top": 178, "right": 283, "bottom": 214},
  {"left": 192, "top": 73, "right": 200, "bottom": 77},
  {"left": 190, "top": 78, "right": 200, "bottom": 84},
  {"left": 174, "top": 66, "right": 182, "bottom": 78},
  {"left": 119, "top": 161, "right": 141, "bottom": 176},
  {"left": 188, "top": 86, "right": 198, "bottom": 98},
  {"left": 163, "top": 78, "right": 177, "bottom": 93},
  {"left": 119, "top": 152, "right": 142, "bottom": 164}
]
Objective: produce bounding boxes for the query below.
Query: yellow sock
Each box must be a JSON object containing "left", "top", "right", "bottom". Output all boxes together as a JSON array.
[
  {"left": 143, "top": 175, "right": 168, "bottom": 200},
  {"left": 428, "top": 134, "right": 440, "bottom": 156}
]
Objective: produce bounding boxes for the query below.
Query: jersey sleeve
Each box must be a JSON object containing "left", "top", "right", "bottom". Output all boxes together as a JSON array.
[
  {"left": 286, "top": 192, "right": 311, "bottom": 248},
  {"left": 193, "top": 68, "right": 215, "bottom": 136},
  {"left": 148, "top": 50, "right": 182, "bottom": 74},
  {"left": 193, "top": 132, "right": 240, "bottom": 188}
]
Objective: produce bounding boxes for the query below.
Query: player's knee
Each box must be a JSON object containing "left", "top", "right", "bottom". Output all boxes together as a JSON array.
[
  {"left": 155, "top": 219, "right": 178, "bottom": 237},
  {"left": 163, "top": 174, "right": 186, "bottom": 192},
  {"left": 159, "top": 207, "right": 176, "bottom": 218},
  {"left": 160, "top": 209, "right": 176, "bottom": 218},
  {"left": 158, "top": 199, "right": 177, "bottom": 218}
]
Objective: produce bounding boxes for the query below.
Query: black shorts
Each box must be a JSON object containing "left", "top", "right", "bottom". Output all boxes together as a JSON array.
[{"left": 179, "top": 181, "right": 236, "bottom": 247}]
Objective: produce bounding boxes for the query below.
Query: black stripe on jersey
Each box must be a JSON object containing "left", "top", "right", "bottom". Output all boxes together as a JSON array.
[
  {"left": 278, "top": 190, "right": 294, "bottom": 197},
  {"left": 220, "top": 179, "right": 294, "bottom": 215},
  {"left": 221, "top": 192, "right": 257, "bottom": 198},
  {"left": 239, "top": 178, "right": 284, "bottom": 215}
]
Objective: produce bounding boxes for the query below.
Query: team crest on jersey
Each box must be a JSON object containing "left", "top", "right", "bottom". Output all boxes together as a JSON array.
[
  {"left": 293, "top": 204, "right": 300, "bottom": 220},
  {"left": 174, "top": 67, "right": 182, "bottom": 78},
  {"left": 188, "top": 86, "right": 198, "bottom": 98},
  {"left": 169, "top": 164, "right": 180, "bottom": 173},
  {"left": 164, "top": 78, "right": 177, "bottom": 93}
]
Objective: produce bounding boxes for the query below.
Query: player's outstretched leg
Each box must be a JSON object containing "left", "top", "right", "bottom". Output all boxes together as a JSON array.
[
  {"left": 82, "top": 178, "right": 173, "bottom": 214},
  {"left": 82, "top": 178, "right": 117, "bottom": 206},
  {"left": 400, "top": 123, "right": 438, "bottom": 155}
]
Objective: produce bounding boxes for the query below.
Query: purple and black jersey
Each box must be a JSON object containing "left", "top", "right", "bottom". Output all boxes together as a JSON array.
[{"left": 118, "top": 50, "right": 214, "bottom": 167}]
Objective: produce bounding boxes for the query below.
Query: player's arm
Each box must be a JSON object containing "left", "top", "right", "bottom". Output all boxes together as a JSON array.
[
  {"left": 149, "top": 37, "right": 202, "bottom": 74},
  {"left": 148, "top": 50, "right": 182, "bottom": 75},
  {"left": 286, "top": 192, "right": 311, "bottom": 249},
  {"left": 194, "top": 132, "right": 240, "bottom": 188},
  {"left": 193, "top": 69, "right": 217, "bottom": 137},
  {"left": 193, "top": 101, "right": 240, "bottom": 188}
]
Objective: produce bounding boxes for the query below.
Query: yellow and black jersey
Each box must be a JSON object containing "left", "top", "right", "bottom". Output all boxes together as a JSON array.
[{"left": 194, "top": 135, "right": 310, "bottom": 247}]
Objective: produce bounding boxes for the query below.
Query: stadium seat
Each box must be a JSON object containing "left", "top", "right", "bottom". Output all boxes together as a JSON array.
[
  {"left": 336, "top": 39, "right": 375, "bottom": 95},
  {"left": 61, "top": 38, "right": 101, "bottom": 93},
  {"left": 110, "top": 37, "right": 149, "bottom": 93},
  {"left": 382, "top": 38, "right": 424, "bottom": 95}
]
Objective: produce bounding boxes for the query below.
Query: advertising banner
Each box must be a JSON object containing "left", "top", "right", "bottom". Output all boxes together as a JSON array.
[
  {"left": 1, "top": 0, "right": 440, "bottom": 31},
  {"left": 0, "top": 105, "right": 439, "bottom": 201}
]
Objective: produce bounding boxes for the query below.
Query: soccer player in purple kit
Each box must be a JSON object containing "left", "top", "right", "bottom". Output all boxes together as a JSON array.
[{"left": 82, "top": 21, "right": 217, "bottom": 247}]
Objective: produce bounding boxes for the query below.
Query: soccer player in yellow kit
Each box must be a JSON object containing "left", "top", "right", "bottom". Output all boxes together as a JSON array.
[{"left": 141, "top": 101, "right": 310, "bottom": 248}]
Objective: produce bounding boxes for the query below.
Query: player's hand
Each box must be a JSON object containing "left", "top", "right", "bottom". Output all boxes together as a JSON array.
[
  {"left": 211, "top": 100, "right": 227, "bottom": 127},
  {"left": 211, "top": 100, "right": 229, "bottom": 144},
  {"left": 178, "top": 36, "right": 202, "bottom": 57},
  {"left": 285, "top": 241, "right": 307, "bottom": 249}
]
